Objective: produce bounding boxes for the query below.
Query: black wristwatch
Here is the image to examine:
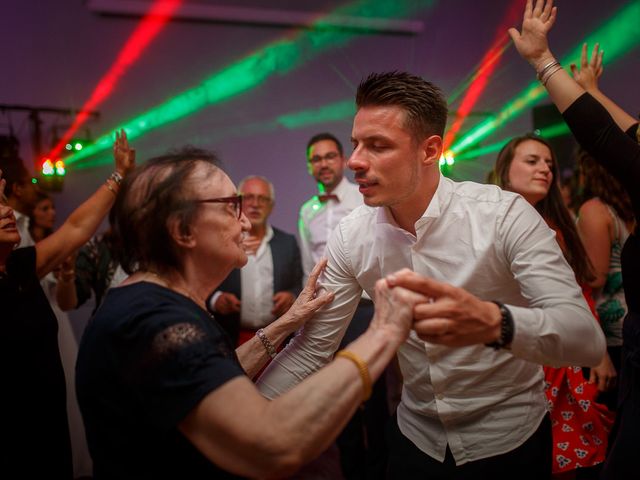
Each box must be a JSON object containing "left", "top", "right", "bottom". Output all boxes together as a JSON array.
[{"left": 485, "top": 301, "right": 514, "bottom": 350}]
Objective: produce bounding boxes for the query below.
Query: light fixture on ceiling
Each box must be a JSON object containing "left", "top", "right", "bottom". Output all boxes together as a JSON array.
[{"left": 85, "top": 0, "right": 424, "bottom": 34}]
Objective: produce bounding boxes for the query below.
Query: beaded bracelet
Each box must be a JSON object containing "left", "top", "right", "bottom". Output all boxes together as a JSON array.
[{"left": 336, "top": 350, "right": 372, "bottom": 402}]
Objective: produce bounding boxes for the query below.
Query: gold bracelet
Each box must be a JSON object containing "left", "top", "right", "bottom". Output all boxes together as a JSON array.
[
  {"left": 256, "top": 328, "right": 277, "bottom": 359},
  {"left": 335, "top": 350, "right": 372, "bottom": 402}
]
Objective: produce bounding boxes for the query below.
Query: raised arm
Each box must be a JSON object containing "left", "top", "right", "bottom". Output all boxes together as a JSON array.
[
  {"left": 510, "top": 0, "right": 640, "bottom": 207},
  {"left": 508, "top": 0, "right": 582, "bottom": 112},
  {"left": 35, "top": 130, "right": 135, "bottom": 278},
  {"left": 571, "top": 43, "right": 637, "bottom": 133},
  {"left": 510, "top": 0, "right": 637, "bottom": 126}
]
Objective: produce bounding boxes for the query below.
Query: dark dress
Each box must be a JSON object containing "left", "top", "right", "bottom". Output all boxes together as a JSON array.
[
  {"left": 562, "top": 93, "right": 640, "bottom": 480},
  {"left": 0, "top": 247, "right": 73, "bottom": 478},
  {"left": 76, "top": 282, "right": 246, "bottom": 479}
]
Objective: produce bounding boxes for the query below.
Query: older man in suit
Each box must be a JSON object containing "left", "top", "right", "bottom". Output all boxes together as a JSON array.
[{"left": 210, "top": 175, "right": 303, "bottom": 347}]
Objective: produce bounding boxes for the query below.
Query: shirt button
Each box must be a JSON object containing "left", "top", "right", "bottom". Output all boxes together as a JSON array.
[{"left": 436, "top": 393, "right": 444, "bottom": 400}]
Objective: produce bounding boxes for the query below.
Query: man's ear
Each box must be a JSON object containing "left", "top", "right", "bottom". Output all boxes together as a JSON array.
[
  {"left": 420, "top": 135, "right": 443, "bottom": 167},
  {"left": 167, "top": 216, "right": 196, "bottom": 248}
]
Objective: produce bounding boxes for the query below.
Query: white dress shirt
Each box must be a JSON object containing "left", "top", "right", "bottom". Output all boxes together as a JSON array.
[
  {"left": 258, "top": 175, "right": 605, "bottom": 465},
  {"left": 14, "top": 210, "right": 35, "bottom": 248},
  {"left": 240, "top": 225, "right": 275, "bottom": 329},
  {"left": 298, "top": 176, "right": 363, "bottom": 277}
]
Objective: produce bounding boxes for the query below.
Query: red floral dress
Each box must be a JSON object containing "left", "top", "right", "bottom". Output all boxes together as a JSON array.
[{"left": 543, "top": 286, "right": 614, "bottom": 473}]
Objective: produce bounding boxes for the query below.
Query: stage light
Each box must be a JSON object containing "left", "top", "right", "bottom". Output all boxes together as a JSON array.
[
  {"left": 38, "top": 157, "right": 66, "bottom": 192},
  {"left": 62, "top": 138, "right": 90, "bottom": 153},
  {"left": 41, "top": 159, "right": 54, "bottom": 175}
]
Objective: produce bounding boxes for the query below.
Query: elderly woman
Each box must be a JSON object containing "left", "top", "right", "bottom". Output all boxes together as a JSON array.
[
  {"left": 0, "top": 130, "right": 134, "bottom": 479},
  {"left": 509, "top": 1, "right": 640, "bottom": 477},
  {"left": 75, "top": 147, "right": 425, "bottom": 479}
]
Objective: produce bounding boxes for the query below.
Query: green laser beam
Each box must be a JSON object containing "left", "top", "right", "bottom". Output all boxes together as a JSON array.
[
  {"left": 450, "top": 0, "right": 640, "bottom": 155},
  {"left": 68, "top": 0, "right": 436, "bottom": 168}
]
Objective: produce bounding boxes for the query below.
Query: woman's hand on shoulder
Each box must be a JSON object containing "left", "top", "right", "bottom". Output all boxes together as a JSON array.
[{"left": 283, "top": 258, "right": 335, "bottom": 332}]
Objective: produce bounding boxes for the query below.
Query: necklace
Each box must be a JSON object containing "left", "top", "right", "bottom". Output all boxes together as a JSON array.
[{"left": 145, "top": 271, "right": 209, "bottom": 312}]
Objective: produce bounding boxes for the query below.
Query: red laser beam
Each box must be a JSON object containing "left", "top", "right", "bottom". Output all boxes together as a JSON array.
[
  {"left": 443, "top": 2, "right": 521, "bottom": 152},
  {"left": 48, "top": 0, "right": 181, "bottom": 160}
]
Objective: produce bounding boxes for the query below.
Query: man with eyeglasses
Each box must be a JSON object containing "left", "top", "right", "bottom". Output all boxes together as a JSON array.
[
  {"left": 299, "top": 132, "right": 390, "bottom": 480},
  {"left": 210, "top": 175, "right": 302, "bottom": 347},
  {"left": 0, "top": 156, "right": 40, "bottom": 247}
]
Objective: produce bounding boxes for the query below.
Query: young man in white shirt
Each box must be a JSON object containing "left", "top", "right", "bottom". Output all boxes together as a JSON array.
[{"left": 259, "top": 72, "right": 606, "bottom": 478}]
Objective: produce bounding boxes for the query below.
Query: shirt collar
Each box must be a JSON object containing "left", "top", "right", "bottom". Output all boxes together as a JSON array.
[
  {"left": 376, "top": 173, "right": 452, "bottom": 228},
  {"left": 13, "top": 210, "right": 29, "bottom": 227}
]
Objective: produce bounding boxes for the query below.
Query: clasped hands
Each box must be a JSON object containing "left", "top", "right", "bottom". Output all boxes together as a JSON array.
[{"left": 373, "top": 269, "right": 502, "bottom": 348}]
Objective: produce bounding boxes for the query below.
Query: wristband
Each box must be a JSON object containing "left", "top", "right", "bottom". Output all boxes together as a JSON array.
[
  {"left": 336, "top": 350, "right": 372, "bottom": 402},
  {"left": 485, "top": 301, "right": 514, "bottom": 350}
]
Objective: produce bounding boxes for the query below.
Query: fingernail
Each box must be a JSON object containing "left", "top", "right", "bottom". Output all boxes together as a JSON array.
[{"left": 387, "top": 274, "right": 397, "bottom": 284}]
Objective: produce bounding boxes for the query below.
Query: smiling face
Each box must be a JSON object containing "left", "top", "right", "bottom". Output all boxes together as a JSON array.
[
  {"left": 186, "top": 165, "right": 251, "bottom": 276},
  {"left": 32, "top": 197, "right": 56, "bottom": 231},
  {"left": 348, "top": 105, "right": 440, "bottom": 215},
  {"left": 507, "top": 139, "right": 554, "bottom": 206},
  {"left": 307, "top": 139, "right": 346, "bottom": 192}
]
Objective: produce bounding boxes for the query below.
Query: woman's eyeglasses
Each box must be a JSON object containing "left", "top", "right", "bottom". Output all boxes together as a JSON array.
[{"left": 196, "top": 195, "right": 243, "bottom": 219}]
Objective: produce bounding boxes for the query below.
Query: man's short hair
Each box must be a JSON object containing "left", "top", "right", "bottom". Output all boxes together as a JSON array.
[
  {"left": 356, "top": 71, "right": 448, "bottom": 141},
  {"left": 306, "top": 133, "right": 343, "bottom": 159}
]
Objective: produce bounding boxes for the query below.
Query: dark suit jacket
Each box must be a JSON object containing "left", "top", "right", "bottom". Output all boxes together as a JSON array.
[{"left": 212, "top": 226, "right": 303, "bottom": 345}]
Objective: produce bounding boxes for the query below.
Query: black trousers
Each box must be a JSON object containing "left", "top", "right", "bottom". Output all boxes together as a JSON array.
[
  {"left": 387, "top": 413, "right": 552, "bottom": 480},
  {"left": 336, "top": 299, "right": 389, "bottom": 480}
]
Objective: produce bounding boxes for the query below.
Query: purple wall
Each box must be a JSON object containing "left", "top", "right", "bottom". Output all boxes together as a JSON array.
[{"left": 2, "top": 0, "right": 638, "bottom": 237}]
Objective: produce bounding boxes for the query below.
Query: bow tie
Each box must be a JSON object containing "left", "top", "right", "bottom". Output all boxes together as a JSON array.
[{"left": 318, "top": 193, "right": 339, "bottom": 203}]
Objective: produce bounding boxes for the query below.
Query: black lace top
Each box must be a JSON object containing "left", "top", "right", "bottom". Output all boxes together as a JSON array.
[{"left": 76, "top": 282, "right": 246, "bottom": 479}]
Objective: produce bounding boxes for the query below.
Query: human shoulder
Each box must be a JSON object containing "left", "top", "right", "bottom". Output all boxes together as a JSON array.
[
  {"left": 271, "top": 226, "right": 298, "bottom": 246},
  {"left": 299, "top": 195, "right": 320, "bottom": 217},
  {"left": 578, "top": 197, "right": 609, "bottom": 218},
  {"left": 578, "top": 198, "right": 611, "bottom": 230},
  {"left": 98, "top": 283, "right": 209, "bottom": 330},
  {"left": 272, "top": 225, "right": 295, "bottom": 239},
  {"left": 449, "top": 179, "right": 517, "bottom": 206}
]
